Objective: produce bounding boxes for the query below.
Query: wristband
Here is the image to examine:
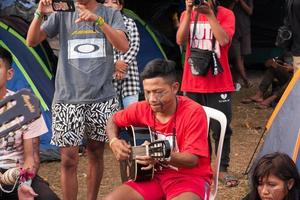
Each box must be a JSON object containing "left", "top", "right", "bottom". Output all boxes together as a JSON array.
[
  {"left": 34, "top": 10, "right": 43, "bottom": 20},
  {"left": 19, "top": 179, "right": 32, "bottom": 188},
  {"left": 95, "top": 16, "right": 105, "bottom": 27},
  {"left": 109, "top": 137, "right": 118, "bottom": 148}
]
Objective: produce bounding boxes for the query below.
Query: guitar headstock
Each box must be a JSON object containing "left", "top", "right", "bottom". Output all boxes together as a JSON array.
[
  {"left": 0, "top": 89, "right": 41, "bottom": 138},
  {"left": 148, "top": 140, "right": 171, "bottom": 161}
]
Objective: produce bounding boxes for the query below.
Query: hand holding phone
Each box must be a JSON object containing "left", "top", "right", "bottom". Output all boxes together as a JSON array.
[{"left": 52, "top": 0, "right": 75, "bottom": 12}]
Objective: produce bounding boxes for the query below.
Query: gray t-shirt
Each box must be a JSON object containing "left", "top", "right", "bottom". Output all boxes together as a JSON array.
[
  {"left": 42, "top": 5, "right": 126, "bottom": 104},
  {"left": 233, "top": 0, "right": 253, "bottom": 37}
]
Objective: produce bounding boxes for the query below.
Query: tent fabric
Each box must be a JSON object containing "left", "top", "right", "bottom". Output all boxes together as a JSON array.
[
  {"left": 123, "top": 8, "right": 167, "bottom": 73},
  {"left": 0, "top": 17, "right": 59, "bottom": 162},
  {"left": 255, "top": 70, "right": 300, "bottom": 172}
]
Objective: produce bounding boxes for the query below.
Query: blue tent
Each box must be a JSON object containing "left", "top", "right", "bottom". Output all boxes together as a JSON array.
[
  {"left": 0, "top": 16, "right": 59, "bottom": 161},
  {"left": 123, "top": 9, "right": 167, "bottom": 73},
  {"left": 254, "top": 70, "right": 300, "bottom": 172}
]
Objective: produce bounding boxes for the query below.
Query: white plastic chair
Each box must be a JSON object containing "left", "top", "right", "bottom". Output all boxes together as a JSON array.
[{"left": 203, "top": 106, "right": 227, "bottom": 200}]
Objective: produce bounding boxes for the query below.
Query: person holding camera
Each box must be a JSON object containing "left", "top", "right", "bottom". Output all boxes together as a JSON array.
[
  {"left": 177, "top": 0, "right": 238, "bottom": 187},
  {"left": 26, "top": 0, "right": 129, "bottom": 199}
]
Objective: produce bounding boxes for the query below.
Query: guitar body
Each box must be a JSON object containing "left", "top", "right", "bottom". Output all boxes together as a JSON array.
[
  {"left": 119, "top": 126, "right": 154, "bottom": 182},
  {"left": 0, "top": 89, "right": 41, "bottom": 138}
]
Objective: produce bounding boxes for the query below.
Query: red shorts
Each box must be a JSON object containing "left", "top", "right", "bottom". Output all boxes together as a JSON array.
[{"left": 125, "top": 170, "right": 210, "bottom": 200}]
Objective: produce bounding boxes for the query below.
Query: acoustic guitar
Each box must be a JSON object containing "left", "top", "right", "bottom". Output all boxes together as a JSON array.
[
  {"left": 0, "top": 89, "right": 41, "bottom": 138},
  {"left": 119, "top": 126, "right": 171, "bottom": 182}
]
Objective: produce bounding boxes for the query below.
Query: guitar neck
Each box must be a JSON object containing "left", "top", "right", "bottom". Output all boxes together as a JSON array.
[{"left": 131, "top": 145, "right": 148, "bottom": 159}]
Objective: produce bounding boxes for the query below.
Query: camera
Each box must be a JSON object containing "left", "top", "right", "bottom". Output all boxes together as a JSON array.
[
  {"left": 52, "top": 0, "right": 75, "bottom": 12},
  {"left": 193, "top": 0, "right": 204, "bottom": 6}
]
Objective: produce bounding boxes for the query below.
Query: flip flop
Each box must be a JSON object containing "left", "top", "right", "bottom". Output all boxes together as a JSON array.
[
  {"left": 219, "top": 173, "right": 239, "bottom": 187},
  {"left": 241, "top": 97, "right": 263, "bottom": 104},
  {"left": 255, "top": 104, "right": 271, "bottom": 109}
]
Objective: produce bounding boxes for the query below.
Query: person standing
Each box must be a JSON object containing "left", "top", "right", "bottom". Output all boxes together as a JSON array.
[
  {"left": 177, "top": 0, "right": 238, "bottom": 187},
  {"left": 104, "top": 0, "right": 140, "bottom": 108},
  {"left": 229, "top": 0, "right": 253, "bottom": 89},
  {"left": 26, "top": 0, "right": 129, "bottom": 199}
]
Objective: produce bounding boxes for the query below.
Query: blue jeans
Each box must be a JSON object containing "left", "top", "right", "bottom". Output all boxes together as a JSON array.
[{"left": 122, "top": 94, "right": 139, "bottom": 108}]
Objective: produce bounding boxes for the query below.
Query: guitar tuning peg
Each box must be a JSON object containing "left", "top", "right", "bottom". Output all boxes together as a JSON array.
[{"left": 21, "top": 125, "right": 28, "bottom": 131}]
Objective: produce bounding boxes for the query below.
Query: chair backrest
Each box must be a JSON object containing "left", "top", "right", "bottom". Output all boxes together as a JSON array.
[{"left": 202, "top": 106, "right": 227, "bottom": 200}]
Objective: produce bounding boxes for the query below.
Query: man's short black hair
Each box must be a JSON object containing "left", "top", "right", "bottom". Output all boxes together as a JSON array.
[
  {"left": 0, "top": 47, "right": 12, "bottom": 68},
  {"left": 140, "top": 59, "right": 177, "bottom": 83}
]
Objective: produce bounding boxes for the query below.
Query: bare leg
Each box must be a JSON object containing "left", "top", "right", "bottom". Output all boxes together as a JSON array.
[
  {"left": 60, "top": 146, "right": 79, "bottom": 200},
  {"left": 249, "top": 90, "right": 264, "bottom": 102},
  {"left": 235, "top": 56, "right": 251, "bottom": 87},
  {"left": 259, "top": 94, "right": 278, "bottom": 107},
  {"left": 103, "top": 184, "right": 144, "bottom": 200},
  {"left": 86, "top": 140, "right": 105, "bottom": 200}
]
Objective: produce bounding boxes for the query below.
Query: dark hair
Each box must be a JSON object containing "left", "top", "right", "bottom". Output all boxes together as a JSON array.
[
  {"left": 140, "top": 59, "right": 177, "bottom": 83},
  {"left": 118, "top": 0, "right": 124, "bottom": 6},
  {"left": 249, "top": 152, "right": 300, "bottom": 200},
  {"left": 0, "top": 47, "right": 12, "bottom": 68},
  {"left": 97, "top": 0, "right": 124, "bottom": 6}
]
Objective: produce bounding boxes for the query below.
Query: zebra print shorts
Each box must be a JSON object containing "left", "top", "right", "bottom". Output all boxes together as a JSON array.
[{"left": 50, "top": 98, "right": 119, "bottom": 147}]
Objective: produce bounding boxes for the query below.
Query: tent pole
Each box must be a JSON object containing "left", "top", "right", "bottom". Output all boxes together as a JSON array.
[{"left": 243, "top": 127, "right": 267, "bottom": 175}]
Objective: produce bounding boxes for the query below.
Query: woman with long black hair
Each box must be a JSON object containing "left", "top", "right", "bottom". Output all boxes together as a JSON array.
[{"left": 248, "top": 152, "right": 300, "bottom": 200}]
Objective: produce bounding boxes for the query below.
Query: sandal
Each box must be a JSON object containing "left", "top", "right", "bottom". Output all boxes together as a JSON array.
[
  {"left": 219, "top": 172, "right": 239, "bottom": 187},
  {"left": 241, "top": 97, "right": 263, "bottom": 104},
  {"left": 255, "top": 103, "right": 271, "bottom": 110}
]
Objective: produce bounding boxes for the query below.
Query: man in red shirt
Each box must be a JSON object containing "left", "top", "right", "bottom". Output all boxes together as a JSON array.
[
  {"left": 177, "top": 0, "right": 237, "bottom": 186},
  {"left": 105, "top": 59, "right": 212, "bottom": 200}
]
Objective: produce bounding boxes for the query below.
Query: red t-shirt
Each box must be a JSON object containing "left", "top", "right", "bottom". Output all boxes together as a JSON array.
[
  {"left": 180, "top": 7, "right": 235, "bottom": 93},
  {"left": 113, "top": 96, "right": 212, "bottom": 182}
]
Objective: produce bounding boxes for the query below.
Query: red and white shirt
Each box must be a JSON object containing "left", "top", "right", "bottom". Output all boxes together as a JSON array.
[{"left": 181, "top": 6, "right": 235, "bottom": 93}]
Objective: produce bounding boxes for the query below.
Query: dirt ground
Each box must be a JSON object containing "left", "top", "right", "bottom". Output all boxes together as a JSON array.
[{"left": 38, "top": 70, "right": 274, "bottom": 200}]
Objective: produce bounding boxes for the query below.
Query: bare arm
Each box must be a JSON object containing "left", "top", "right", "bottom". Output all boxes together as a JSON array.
[
  {"left": 106, "top": 117, "right": 131, "bottom": 160},
  {"left": 27, "top": 17, "right": 48, "bottom": 47},
  {"left": 166, "top": 152, "right": 199, "bottom": 168},
  {"left": 206, "top": 11, "right": 230, "bottom": 46},
  {"left": 76, "top": 4, "right": 129, "bottom": 52},
  {"left": 230, "top": 0, "right": 253, "bottom": 15},
  {"left": 23, "top": 137, "right": 40, "bottom": 175},
  {"left": 26, "top": 0, "right": 51, "bottom": 47},
  {"left": 238, "top": 0, "right": 253, "bottom": 16},
  {"left": 177, "top": 1, "right": 230, "bottom": 47},
  {"left": 99, "top": 26, "right": 128, "bottom": 52},
  {"left": 176, "top": 0, "right": 193, "bottom": 45}
]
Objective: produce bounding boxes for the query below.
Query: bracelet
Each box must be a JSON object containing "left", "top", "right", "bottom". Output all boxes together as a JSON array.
[
  {"left": 34, "top": 10, "right": 43, "bottom": 20},
  {"left": 19, "top": 168, "right": 35, "bottom": 183},
  {"left": 95, "top": 16, "right": 105, "bottom": 27},
  {"left": 19, "top": 179, "right": 32, "bottom": 188},
  {"left": 109, "top": 137, "right": 118, "bottom": 148}
]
